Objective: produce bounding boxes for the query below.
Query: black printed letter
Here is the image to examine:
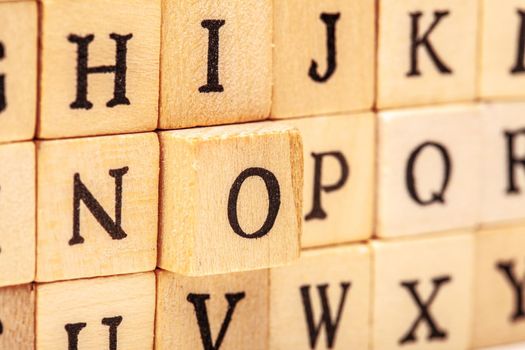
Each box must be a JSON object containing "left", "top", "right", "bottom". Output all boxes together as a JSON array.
[
  {"left": 512, "top": 10, "right": 525, "bottom": 74},
  {"left": 496, "top": 260, "right": 525, "bottom": 321},
  {"left": 0, "top": 42, "right": 6, "bottom": 112},
  {"left": 309, "top": 13, "right": 341, "bottom": 82},
  {"left": 65, "top": 322, "right": 87, "bottom": 350},
  {"left": 199, "top": 20, "right": 225, "bottom": 93},
  {"left": 505, "top": 129, "right": 525, "bottom": 194},
  {"left": 102, "top": 316, "right": 123, "bottom": 350}
]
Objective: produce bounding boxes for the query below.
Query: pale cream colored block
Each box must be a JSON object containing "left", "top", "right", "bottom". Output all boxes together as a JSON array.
[
  {"left": 36, "top": 133, "right": 159, "bottom": 282},
  {"left": 158, "top": 122, "right": 302, "bottom": 276},
  {"left": 155, "top": 269, "right": 268, "bottom": 350},
  {"left": 377, "top": 0, "right": 477, "bottom": 109},
  {"left": 38, "top": 0, "right": 160, "bottom": 139},
  {"left": 271, "top": 0, "right": 374, "bottom": 118},
  {"left": 0, "top": 142, "right": 35, "bottom": 287},
  {"left": 0, "top": 284, "right": 34, "bottom": 349},
  {"left": 377, "top": 105, "right": 481, "bottom": 238},
  {"left": 372, "top": 232, "right": 474, "bottom": 350},
  {"left": 159, "top": 0, "right": 272, "bottom": 129},
  {"left": 36, "top": 272, "right": 155, "bottom": 350},
  {"left": 269, "top": 244, "right": 370, "bottom": 350},
  {"left": 281, "top": 114, "right": 374, "bottom": 248}
]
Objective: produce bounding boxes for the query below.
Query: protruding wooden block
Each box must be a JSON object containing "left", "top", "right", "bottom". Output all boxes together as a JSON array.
[
  {"left": 269, "top": 244, "right": 370, "bottom": 349},
  {"left": 0, "top": 284, "right": 34, "bottom": 349},
  {"left": 377, "top": 105, "right": 480, "bottom": 238},
  {"left": 159, "top": 0, "right": 272, "bottom": 129},
  {"left": 158, "top": 122, "right": 302, "bottom": 276},
  {"left": 38, "top": 0, "right": 160, "bottom": 139},
  {"left": 271, "top": 0, "right": 375, "bottom": 118},
  {"left": 156, "top": 269, "right": 268, "bottom": 350},
  {"left": 36, "top": 133, "right": 159, "bottom": 282},
  {"left": 377, "top": 0, "right": 477, "bottom": 109},
  {"left": 371, "top": 232, "right": 474, "bottom": 350},
  {"left": 0, "top": 0, "right": 37, "bottom": 143},
  {"left": 0, "top": 141, "right": 35, "bottom": 287},
  {"left": 281, "top": 113, "right": 374, "bottom": 248},
  {"left": 36, "top": 272, "right": 155, "bottom": 350}
]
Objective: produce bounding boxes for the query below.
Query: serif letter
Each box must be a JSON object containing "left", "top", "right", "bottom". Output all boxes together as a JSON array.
[
  {"left": 309, "top": 13, "right": 340, "bottom": 83},
  {"left": 199, "top": 19, "right": 225, "bottom": 93},
  {"left": 0, "top": 42, "right": 6, "bottom": 113},
  {"left": 505, "top": 129, "right": 525, "bottom": 194},
  {"left": 511, "top": 10, "right": 525, "bottom": 74},
  {"left": 496, "top": 260, "right": 525, "bottom": 321},
  {"left": 65, "top": 316, "right": 122, "bottom": 350}
]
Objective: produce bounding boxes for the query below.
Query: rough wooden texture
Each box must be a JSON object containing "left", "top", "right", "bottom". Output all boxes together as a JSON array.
[
  {"left": 0, "top": 284, "right": 35, "bottom": 349},
  {"left": 159, "top": 0, "right": 272, "bottom": 129},
  {"left": 269, "top": 244, "right": 370, "bottom": 349},
  {"left": 36, "top": 272, "right": 155, "bottom": 350},
  {"left": 271, "top": 0, "right": 374, "bottom": 118},
  {"left": 38, "top": 0, "right": 160, "bottom": 139},
  {"left": 158, "top": 122, "right": 302, "bottom": 276},
  {"left": 36, "top": 133, "right": 159, "bottom": 282}
]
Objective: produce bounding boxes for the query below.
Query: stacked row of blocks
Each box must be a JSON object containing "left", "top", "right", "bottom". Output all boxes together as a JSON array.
[{"left": 1, "top": 0, "right": 525, "bottom": 349}]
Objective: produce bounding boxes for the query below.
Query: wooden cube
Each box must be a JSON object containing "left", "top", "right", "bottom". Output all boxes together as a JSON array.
[
  {"left": 0, "top": 284, "right": 34, "bottom": 349},
  {"left": 377, "top": 105, "right": 480, "bottom": 238},
  {"left": 156, "top": 269, "right": 268, "bottom": 350},
  {"left": 159, "top": 0, "right": 272, "bottom": 129},
  {"left": 271, "top": 0, "right": 375, "bottom": 118},
  {"left": 36, "top": 133, "right": 159, "bottom": 282},
  {"left": 371, "top": 232, "right": 474, "bottom": 350},
  {"left": 36, "top": 272, "right": 155, "bottom": 350},
  {"left": 377, "top": 0, "right": 478, "bottom": 109},
  {"left": 269, "top": 244, "right": 370, "bottom": 349},
  {"left": 0, "top": 141, "right": 35, "bottom": 287},
  {"left": 280, "top": 113, "right": 375, "bottom": 248},
  {"left": 0, "top": 0, "right": 37, "bottom": 143},
  {"left": 158, "top": 122, "right": 302, "bottom": 276},
  {"left": 38, "top": 0, "right": 160, "bottom": 139}
]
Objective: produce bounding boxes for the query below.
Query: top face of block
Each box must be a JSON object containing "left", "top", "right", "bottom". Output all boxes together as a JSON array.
[
  {"left": 271, "top": 0, "right": 375, "bottom": 118},
  {"left": 38, "top": 0, "right": 160, "bottom": 139},
  {"left": 377, "top": 0, "right": 478, "bottom": 109},
  {"left": 159, "top": 0, "right": 272, "bottom": 129},
  {"left": 158, "top": 122, "right": 302, "bottom": 276}
]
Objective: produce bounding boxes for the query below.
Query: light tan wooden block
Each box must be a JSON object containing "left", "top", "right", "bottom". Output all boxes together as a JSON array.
[
  {"left": 377, "top": 0, "right": 477, "bottom": 109},
  {"left": 372, "top": 232, "right": 474, "bottom": 350},
  {"left": 156, "top": 269, "right": 268, "bottom": 350},
  {"left": 0, "top": 141, "right": 35, "bottom": 287},
  {"left": 269, "top": 244, "right": 370, "bottom": 349},
  {"left": 36, "top": 133, "right": 158, "bottom": 282},
  {"left": 377, "top": 105, "right": 481, "bottom": 238},
  {"left": 36, "top": 272, "right": 155, "bottom": 350},
  {"left": 0, "top": 0, "right": 36, "bottom": 143},
  {"left": 159, "top": 0, "right": 272, "bottom": 129},
  {"left": 281, "top": 113, "right": 374, "bottom": 248},
  {"left": 271, "top": 0, "right": 374, "bottom": 119},
  {"left": 158, "top": 122, "right": 302, "bottom": 276},
  {"left": 0, "top": 284, "right": 35, "bottom": 349},
  {"left": 38, "top": 0, "right": 160, "bottom": 139}
]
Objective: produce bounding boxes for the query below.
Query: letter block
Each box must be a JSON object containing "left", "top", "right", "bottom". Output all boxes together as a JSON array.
[
  {"left": 281, "top": 113, "right": 375, "bottom": 248},
  {"left": 0, "top": 284, "right": 35, "bottom": 349},
  {"left": 271, "top": 0, "right": 374, "bottom": 118},
  {"left": 377, "top": 0, "right": 478, "bottom": 109},
  {"left": 269, "top": 244, "right": 370, "bottom": 349},
  {"left": 0, "top": 0, "right": 37, "bottom": 143},
  {"left": 159, "top": 0, "right": 272, "bottom": 129},
  {"left": 36, "top": 133, "right": 159, "bottom": 282},
  {"left": 377, "top": 105, "right": 480, "bottom": 238},
  {"left": 156, "top": 269, "right": 268, "bottom": 350},
  {"left": 371, "top": 232, "right": 473, "bottom": 350},
  {"left": 38, "top": 0, "right": 160, "bottom": 139},
  {"left": 36, "top": 272, "right": 155, "bottom": 350},
  {"left": 158, "top": 122, "right": 303, "bottom": 276}
]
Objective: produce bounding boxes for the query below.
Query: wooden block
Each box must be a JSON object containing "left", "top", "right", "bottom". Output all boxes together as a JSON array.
[
  {"left": 271, "top": 0, "right": 375, "bottom": 119},
  {"left": 377, "top": 0, "right": 478, "bottom": 109},
  {"left": 377, "top": 105, "right": 481, "bottom": 238},
  {"left": 36, "top": 133, "right": 158, "bottom": 282},
  {"left": 159, "top": 0, "right": 272, "bottom": 129},
  {"left": 269, "top": 244, "right": 370, "bottom": 349},
  {"left": 38, "top": 0, "right": 160, "bottom": 139},
  {"left": 158, "top": 122, "right": 302, "bottom": 276},
  {"left": 0, "top": 141, "right": 35, "bottom": 287},
  {"left": 0, "top": 284, "right": 35, "bottom": 349},
  {"left": 0, "top": 0, "right": 37, "bottom": 143},
  {"left": 36, "top": 272, "right": 155, "bottom": 349},
  {"left": 280, "top": 113, "right": 374, "bottom": 248},
  {"left": 155, "top": 269, "right": 268, "bottom": 350},
  {"left": 371, "top": 232, "right": 474, "bottom": 350}
]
